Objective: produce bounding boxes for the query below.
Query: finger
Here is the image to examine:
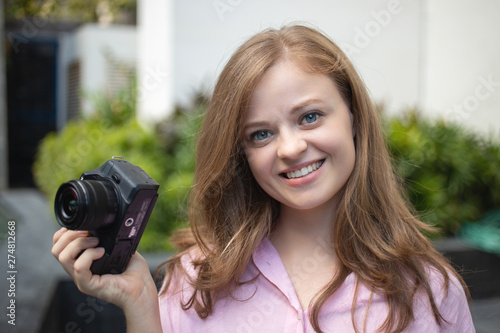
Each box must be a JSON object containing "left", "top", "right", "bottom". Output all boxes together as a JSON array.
[
  {"left": 52, "top": 227, "right": 68, "bottom": 245},
  {"left": 57, "top": 236, "right": 100, "bottom": 265},
  {"left": 73, "top": 247, "right": 106, "bottom": 293},
  {"left": 51, "top": 230, "right": 89, "bottom": 259}
]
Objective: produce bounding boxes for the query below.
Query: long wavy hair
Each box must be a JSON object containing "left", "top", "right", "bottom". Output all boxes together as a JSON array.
[{"left": 158, "top": 25, "right": 468, "bottom": 333}]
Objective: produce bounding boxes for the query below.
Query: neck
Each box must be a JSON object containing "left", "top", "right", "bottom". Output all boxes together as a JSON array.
[
  {"left": 270, "top": 200, "right": 340, "bottom": 308},
  {"left": 270, "top": 198, "right": 339, "bottom": 258}
]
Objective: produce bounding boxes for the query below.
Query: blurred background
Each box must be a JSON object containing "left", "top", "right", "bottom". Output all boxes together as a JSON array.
[{"left": 0, "top": 0, "right": 499, "bottom": 332}]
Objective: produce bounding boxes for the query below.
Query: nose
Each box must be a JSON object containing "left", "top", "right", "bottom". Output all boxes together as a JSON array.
[{"left": 277, "top": 128, "right": 307, "bottom": 160}]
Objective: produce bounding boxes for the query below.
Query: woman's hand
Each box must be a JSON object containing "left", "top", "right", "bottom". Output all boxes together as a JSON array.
[{"left": 51, "top": 228, "right": 162, "bottom": 332}]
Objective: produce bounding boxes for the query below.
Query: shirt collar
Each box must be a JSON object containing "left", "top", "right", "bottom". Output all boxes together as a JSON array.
[{"left": 252, "top": 237, "right": 303, "bottom": 312}]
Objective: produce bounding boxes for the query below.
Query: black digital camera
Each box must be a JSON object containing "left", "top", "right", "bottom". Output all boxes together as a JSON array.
[{"left": 54, "top": 157, "right": 159, "bottom": 275}]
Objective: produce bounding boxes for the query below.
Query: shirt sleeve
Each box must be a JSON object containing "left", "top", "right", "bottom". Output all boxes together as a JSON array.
[
  {"left": 158, "top": 264, "right": 183, "bottom": 332},
  {"left": 157, "top": 250, "right": 202, "bottom": 333},
  {"left": 428, "top": 268, "right": 476, "bottom": 333}
]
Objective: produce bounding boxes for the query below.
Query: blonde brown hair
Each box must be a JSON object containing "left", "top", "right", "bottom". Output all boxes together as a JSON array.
[{"left": 158, "top": 25, "right": 468, "bottom": 332}]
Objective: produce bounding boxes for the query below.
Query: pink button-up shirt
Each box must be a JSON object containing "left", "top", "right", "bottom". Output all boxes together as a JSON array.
[{"left": 159, "top": 238, "right": 475, "bottom": 332}]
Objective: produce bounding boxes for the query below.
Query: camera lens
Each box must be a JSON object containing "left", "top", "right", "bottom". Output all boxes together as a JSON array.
[
  {"left": 54, "top": 179, "right": 119, "bottom": 230},
  {"left": 61, "top": 188, "right": 79, "bottom": 220}
]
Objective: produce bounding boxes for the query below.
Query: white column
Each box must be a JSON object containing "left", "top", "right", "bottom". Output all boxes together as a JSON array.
[{"left": 137, "top": 0, "right": 174, "bottom": 124}]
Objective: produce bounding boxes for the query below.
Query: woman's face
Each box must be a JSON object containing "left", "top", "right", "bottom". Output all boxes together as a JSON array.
[{"left": 242, "top": 60, "right": 356, "bottom": 213}]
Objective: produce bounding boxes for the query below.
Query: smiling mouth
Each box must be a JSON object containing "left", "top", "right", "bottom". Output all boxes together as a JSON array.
[{"left": 282, "top": 160, "right": 324, "bottom": 179}]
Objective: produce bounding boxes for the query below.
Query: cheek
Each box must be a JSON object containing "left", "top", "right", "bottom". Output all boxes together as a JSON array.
[
  {"left": 314, "top": 128, "right": 356, "bottom": 169},
  {"left": 336, "top": 137, "right": 356, "bottom": 175},
  {"left": 245, "top": 149, "right": 265, "bottom": 176},
  {"left": 315, "top": 126, "right": 353, "bottom": 150},
  {"left": 245, "top": 148, "right": 275, "bottom": 185}
]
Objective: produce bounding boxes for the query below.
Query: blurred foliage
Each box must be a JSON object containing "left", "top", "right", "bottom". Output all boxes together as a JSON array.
[
  {"left": 34, "top": 82, "right": 500, "bottom": 251},
  {"left": 4, "top": 0, "right": 136, "bottom": 23},
  {"left": 385, "top": 112, "right": 500, "bottom": 236},
  {"left": 33, "top": 83, "right": 204, "bottom": 251}
]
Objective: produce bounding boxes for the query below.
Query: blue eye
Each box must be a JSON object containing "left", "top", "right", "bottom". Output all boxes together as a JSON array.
[
  {"left": 301, "top": 112, "right": 320, "bottom": 124},
  {"left": 251, "top": 130, "right": 272, "bottom": 141}
]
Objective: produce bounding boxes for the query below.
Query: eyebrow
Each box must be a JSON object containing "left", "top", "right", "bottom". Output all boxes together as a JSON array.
[
  {"left": 243, "top": 98, "right": 327, "bottom": 132},
  {"left": 289, "top": 98, "right": 325, "bottom": 114}
]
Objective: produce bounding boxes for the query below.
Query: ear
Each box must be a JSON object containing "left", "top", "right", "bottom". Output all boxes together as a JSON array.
[{"left": 349, "top": 111, "right": 356, "bottom": 138}]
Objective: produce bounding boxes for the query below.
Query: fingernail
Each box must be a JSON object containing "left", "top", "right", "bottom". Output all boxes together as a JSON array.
[{"left": 59, "top": 227, "right": 67, "bottom": 233}]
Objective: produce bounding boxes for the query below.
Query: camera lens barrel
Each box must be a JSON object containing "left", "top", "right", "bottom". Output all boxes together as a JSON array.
[{"left": 54, "top": 179, "right": 119, "bottom": 230}]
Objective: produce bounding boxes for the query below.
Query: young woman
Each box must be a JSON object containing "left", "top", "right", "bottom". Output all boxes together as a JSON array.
[{"left": 52, "top": 25, "right": 475, "bottom": 332}]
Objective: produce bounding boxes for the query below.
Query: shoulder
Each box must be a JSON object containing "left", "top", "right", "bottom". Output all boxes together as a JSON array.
[
  {"left": 411, "top": 265, "right": 475, "bottom": 332},
  {"left": 159, "top": 246, "right": 205, "bottom": 295},
  {"left": 157, "top": 247, "right": 207, "bottom": 331},
  {"left": 424, "top": 265, "right": 466, "bottom": 306},
  {"left": 157, "top": 244, "right": 265, "bottom": 332}
]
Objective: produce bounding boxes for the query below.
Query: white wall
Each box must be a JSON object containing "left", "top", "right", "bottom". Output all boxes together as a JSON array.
[
  {"left": 75, "top": 24, "right": 137, "bottom": 116},
  {"left": 424, "top": 0, "right": 500, "bottom": 135},
  {"left": 173, "top": 0, "right": 421, "bottom": 116},
  {"left": 67, "top": 0, "right": 500, "bottom": 136},
  {"left": 172, "top": 0, "right": 499, "bottom": 136}
]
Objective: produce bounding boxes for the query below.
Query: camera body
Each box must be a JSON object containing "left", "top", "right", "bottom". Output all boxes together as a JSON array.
[{"left": 54, "top": 157, "right": 159, "bottom": 275}]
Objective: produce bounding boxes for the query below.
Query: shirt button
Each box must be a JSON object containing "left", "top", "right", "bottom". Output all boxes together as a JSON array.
[{"left": 296, "top": 312, "right": 301, "bottom": 320}]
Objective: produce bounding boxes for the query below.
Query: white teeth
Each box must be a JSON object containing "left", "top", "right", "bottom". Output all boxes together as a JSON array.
[{"left": 286, "top": 161, "right": 323, "bottom": 179}]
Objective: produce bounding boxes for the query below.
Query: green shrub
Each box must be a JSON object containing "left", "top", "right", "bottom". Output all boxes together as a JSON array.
[
  {"left": 385, "top": 112, "right": 500, "bottom": 236},
  {"left": 33, "top": 86, "right": 202, "bottom": 251},
  {"left": 35, "top": 82, "right": 500, "bottom": 250}
]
